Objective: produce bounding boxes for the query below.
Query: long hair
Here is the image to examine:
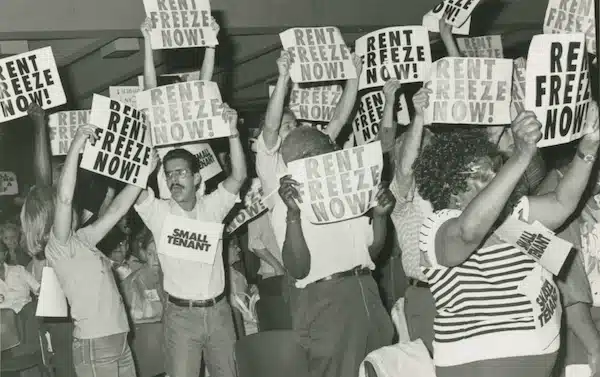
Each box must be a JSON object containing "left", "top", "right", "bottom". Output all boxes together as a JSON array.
[{"left": 20, "top": 185, "right": 56, "bottom": 256}]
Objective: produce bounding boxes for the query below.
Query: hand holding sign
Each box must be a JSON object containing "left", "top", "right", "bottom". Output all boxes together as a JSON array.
[
  {"left": 221, "top": 104, "right": 238, "bottom": 134},
  {"left": 413, "top": 85, "right": 432, "bottom": 116},
  {"left": 583, "top": 100, "right": 600, "bottom": 143},
  {"left": 278, "top": 50, "right": 292, "bottom": 78},
  {"left": 141, "top": 17, "right": 152, "bottom": 38},
  {"left": 383, "top": 79, "right": 401, "bottom": 102},
  {"left": 372, "top": 186, "right": 396, "bottom": 216},
  {"left": 352, "top": 53, "right": 364, "bottom": 78},
  {"left": 210, "top": 16, "right": 220, "bottom": 36},
  {"left": 74, "top": 124, "right": 99, "bottom": 154},
  {"left": 512, "top": 111, "right": 542, "bottom": 158},
  {"left": 278, "top": 174, "right": 302, "bottom": 213},
  {"left": 27, "top": 102, "right": 46, "bottom": 124}
]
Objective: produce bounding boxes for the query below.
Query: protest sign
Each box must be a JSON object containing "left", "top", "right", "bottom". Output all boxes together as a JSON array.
[
  {"left": 353, "top": 91, "right": 410, "bottom": 146},
  {"left": 439, "top": 0, "right": 482, "bottom": 27},
  {"left": 80, "top": 95, "right": 153, "bottom": 188},
  {"left": 544, "top": 0, "right": 596, "bottom": 55},
  {"left": 355, "top": 27, "right": 432, "bottom": 89},
  {"left": 280, "top": 27, "right": 357, "bottom": 83},
  {"left": 422, "top": 2, "right": 471, "bottom": 35},
  {"left": 109, "top": 86, "right": 141, "bottom": 109},
  {"left": 287, "top": 142, "right": 383, "bottom": 224},
  {"left": 511, "top": 57, "right": 527, "bottom": 121},
  {"left": 48, "top": 110, "right": 92, "bottom": 156},
  {"left": 0, "top": 171, "right": 18, "bottom": 196},
  {"left": 226, "top": 178, "right": 268, "bottom": 234},
  {"left": 457, "top": 35, "right": 504, "bottom": 58},
  {"left": 156, "top": 142, "right": 222, "bottom": 199},
  {"left": 35, "top": 267, "right": 67, "bottom": 317},
  {"left": 0, "top": 47, "right": 66, "bottom": 124},
  {"left": 425, "top": 57, "right": 513, "bottom": 125},
  {"left": 525, "top": 33, "right": 591, "bottom": 147},
  {"left": 158, "top": 214, "right": 223, "bottom": 264},
  {"left": 288, "top": 83, "right": 343, "bottom": 122},
  {"left": 136, "top": 80, "right": 231, "bottom": 146},
  {"left": 143, "top": 0, "right": 217, "bottom": 49},
  {"left": 138, "top": 70, "right": 201, "bottom": 89},
  {"left": 496, "top": 216, "right": 573, "bottom": 276}
]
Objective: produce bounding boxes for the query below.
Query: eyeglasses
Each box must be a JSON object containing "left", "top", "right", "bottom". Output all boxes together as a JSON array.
[{"left": 165, "top": 169, "right": 191, "bottom": 180}]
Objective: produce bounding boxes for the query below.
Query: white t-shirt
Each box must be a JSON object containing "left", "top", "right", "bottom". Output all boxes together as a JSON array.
[
  {"left": 247, "top": 212, "right": 282, "bottom": 277},
  {"left": 0, "top": 263, "right": 39, "bottom": 313}
]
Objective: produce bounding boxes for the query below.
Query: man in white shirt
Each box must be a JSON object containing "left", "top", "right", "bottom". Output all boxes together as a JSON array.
[{"left": 134, "top": 106, "right": 247, "bottom": 377}]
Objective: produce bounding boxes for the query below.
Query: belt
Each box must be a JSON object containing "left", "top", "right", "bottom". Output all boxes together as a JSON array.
[
  {"left": 312, "top": 266, "right": 371, "bottom": 285},
  {"left": 168, "top": 292, "right": 225, "bottom": 308},
  {"left": 409, "top": 278, "right": 429, "bottom": 289}
]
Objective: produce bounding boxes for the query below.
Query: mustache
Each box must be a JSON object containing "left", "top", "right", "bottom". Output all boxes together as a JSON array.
[{"left": 170, "top": 184, "right": 184, "bottom": 191}]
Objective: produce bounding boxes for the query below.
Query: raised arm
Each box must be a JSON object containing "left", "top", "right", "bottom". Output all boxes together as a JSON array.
[
  {"left": 325, "top": 53, "right": 363, "bottom": 141},
  {"left": 279, "top": 175, "right": 310, "bottom": 279},
  {"left": 528, "top": 102, "right": 600, "bottom": 230},
  {"left": 222, "top": 105, "right": 248, "bottom": 195},
  {"left": 199, "top": 17, "right": 219, "bottom": 81},
  {"left": 439, "top": 18, "right": 461, "bottom": 57},
  {"left": 435, "top": 112, "right": 540, "bottom": 267},
  {"left": 141, "top": 18, "right": 158, "bottom": 90},
  {"left": 368, "top": 187, "right": 396, "bottom": 259},
  {"left": 27, "top": 103, "right": 52, "bottom": 187},
  {"left": 53, "top": 125, "right": 98, "bottom": 244},
  {"left": 377, "top": 79, "right": 401, "bottom": 153},
  {"left": 262, "top": 51, "right": 291, "bottom": 149}
]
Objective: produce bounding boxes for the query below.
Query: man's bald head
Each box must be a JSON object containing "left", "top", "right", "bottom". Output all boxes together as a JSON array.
[{"left": 281, "top": 126, "right": 339, "bottom": 165}]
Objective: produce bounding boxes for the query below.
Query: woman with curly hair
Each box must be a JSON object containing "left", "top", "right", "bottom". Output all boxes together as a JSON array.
[{"left": 413, "top": 108, "right": 600, "bottom": 377}]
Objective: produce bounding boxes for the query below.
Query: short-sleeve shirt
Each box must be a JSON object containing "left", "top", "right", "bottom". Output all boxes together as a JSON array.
[
  {"left": 45, "top": 228, "right": 129, "bottom": 339},
  {"left": 134, "top": 183, "right": 237, "bottom": 300},
  {"left": 420, "top": 198, "right": 561, "bottom": 367},
  {"left": 247, "top": 212, "right": 282, "bottom": 277},
  {"left": 0, "top": 263, "right": 39, "bottom": 313},
  {"left": 255, "top": 132, "right": 287, "bottom": 208}
]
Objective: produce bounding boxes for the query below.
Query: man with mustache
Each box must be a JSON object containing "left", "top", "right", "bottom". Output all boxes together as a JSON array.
[{"left": 133, "top": 105, "right": 247, "bottom": 377}]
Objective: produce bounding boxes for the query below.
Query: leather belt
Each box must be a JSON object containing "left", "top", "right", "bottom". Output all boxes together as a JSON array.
[
  {"left": 312, "top": 266, "right": 371, "bottom": 285},
  {"left": 409, "top": 278, "right": 429, "bottom": 289},
  {"left": 168, "top": 292, "right": 225, "bottom": 308}
]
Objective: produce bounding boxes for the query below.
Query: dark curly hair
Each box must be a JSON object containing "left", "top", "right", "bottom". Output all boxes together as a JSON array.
[{"left": 414, "top": 127, "right": 501, "bottom": 211}]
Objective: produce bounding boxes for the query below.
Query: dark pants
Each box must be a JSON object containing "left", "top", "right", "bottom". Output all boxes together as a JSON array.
[{"left": 291, "top": 274, "right": 393, "bottom": 377}]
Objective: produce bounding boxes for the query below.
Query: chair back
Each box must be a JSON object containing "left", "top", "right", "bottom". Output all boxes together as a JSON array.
[{"left": 235, "top": 330, "right": 309, "bottom": 377}]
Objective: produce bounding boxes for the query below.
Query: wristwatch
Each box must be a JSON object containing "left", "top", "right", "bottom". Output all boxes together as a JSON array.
[{"left": 577, "top": 148, "right": 596, "bottom": 163}]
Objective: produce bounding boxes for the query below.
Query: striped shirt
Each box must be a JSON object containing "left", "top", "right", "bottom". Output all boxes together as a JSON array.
[{"left": 420, "top": 198, "right": 561, "bottom": 366}]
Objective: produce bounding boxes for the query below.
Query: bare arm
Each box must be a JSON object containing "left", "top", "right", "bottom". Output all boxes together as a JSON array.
[
  {"left": 439, "top": 18, "right": 461, "bottom": 57},
  {"left": 566, "top": 303, "right": 600, "bottom": 369},
  {"left": 377, "top": 79, "right": 401, "bottom": 154},
  {"left": 263, "top": 51, "right": 291, "bottom": 149},
  {"left": 252, "top": 248, "right": 286, "bottom": 275},
  {"left": 325, "top": 53, "right": 363, "bottom": 141},
  {"left": 368, "top": 187, "right": 396, "bottom": 259},
  {"left": 141, "top": 18, "right": 157, "bottom": 90},
  {"left": 27, "top": 103, "right": 52, "bottom": 187},
  {"left": 199, "top": 17, "right": 219, "bottom": 81},
  {"left": 221, "top": 105, "right": 247, "bottom": 195}
]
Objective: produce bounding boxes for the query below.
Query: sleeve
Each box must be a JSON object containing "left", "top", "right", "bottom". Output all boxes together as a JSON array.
[
  {"left": 134, "top": 188, "right": 170, "bottom": 236},
  {"left": 255, "top": 131, "right": 284, "bottom": 197},
  {"left": 45, "top": 229, "right": 75, "bottom": 262},
  {"left": 19, "top": 266, "right": 40, "bottom": 294},
  {"left": 205, "top": 182, "right": 240, "bottom": 222},
  {"left": 389, "top": 173, "right": 416, "bottom": 207},
  {"left": 247, "top": 220, "right": 266, "bottom": 251},
  {"left": 419, "top": 209, "right": 462, "bottom": 269}
]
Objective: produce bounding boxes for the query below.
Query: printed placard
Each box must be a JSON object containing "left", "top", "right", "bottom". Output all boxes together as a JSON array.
[
  {"left": 136, "top": 80, "right": 230, "bottom": 147},
  {"left": 287, "top": 142, "right": 383, "bottom": 224},
  {"left": 355, "top": 26, "right": 432, "bottom": 89},
  {"left": 457, "top": 35, "right": 504, "bottom": 58},
  {"left": 353, "top": 91, "right": 410, "bottom": 146},
  {"left": 158, "top": 214, "right": 223, "bottom": 264},
  {"left": 0, "top": 172, "right": 18, "bottom": 196},
  {"left": 280, "top": 27, "right": 357, "bottom": 83},
  {"left": 226, "top": 178, "right": 268, "bottom": 234},
  {"left": 138, "top": 70, "right": 201, "bottom": 89},
  {"left": 109, "top": 86, "right": 141, "bottom": 109},
  {"left": 439, "top": 0, "right": 482, "bottom": 27},
  {"left": 544, "top": 0, "right": 596, "bottom": 55},
  {"left": 48, "top": 110, "right": 92, "bottom": 156},
  {"left": 425, "top": 57, "right": 513, "bottom": 125},
  {"left": 143, "top": 0, "right": 217, "bottom": 49},
  {"left": 0, "top": 47, "right": 66, "bottom": 124},
  {"left": 510, "top": 57, "right": 527, "bottom": 120},
  {"left": 288, "top": 83, "right": 343, "bottom": 122},
  {"left": 80, "top": 95, "right": 153, "bottom": 188},
  {"left": 156, "top": 142, "right": 222, "bottom": 199},
  {"left": 525, "top": 33, "right": 591, "bottom": 147},
  {"left": 422, "top": 2, "right": 472, "bottom": 35},
  {"left": 496, "top": 216, "right": 574, "bottom": 275}
]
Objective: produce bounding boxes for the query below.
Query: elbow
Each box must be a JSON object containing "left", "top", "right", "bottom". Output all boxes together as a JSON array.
[{"left": 56, "top": 191, "right": 73, "bottom": 206}]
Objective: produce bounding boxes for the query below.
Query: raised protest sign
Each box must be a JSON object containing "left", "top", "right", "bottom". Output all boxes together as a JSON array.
[
  {"left": 525, "top": 33, "right": 591, "bottom": 147},
  {"left": 425, "top": 57, "right": 513, "bottom": 125},
  {"left": 439, "top": 0, "right": 482, "bottom": 27},
  {"left": 0, "top": 172, "right": 18, "bottom": 196},
  {"left": 226, "top": 178, "right": 268, "bottom": 234},
  {"left": 0, "top": 47, "right": 66, "bottom": 124},
  {"left": 287, "top": 142, "right": 383, "bottom": 224},
  {"left": 355, "top": 26, "right": 432, "bottom": 90},
  {"left": 457, "top": 35, "right": 504, "bottom": 58},
  {"left": 511, "top": 57, "right": 527, "bottom": 120},
  {"left": 48, "top": 110, "right": 92, "bottom": 156},
  {"left": 136, "top": 80, "right": 230, "bottom": 146},
  {"left": 138, "top": 70, "right": 201, "bottom": 89},
  {"left": 156, "top": 142, "right": 222, "bottom": 199},
  {"left": 496, "top": 216, "right": 573, "bottom": 276},
  {"left": 143, "top": 0, "right": 217, "bottom": 49},
  {"left": 288, "top": 83, "right": 343, "bottom": 122},
  {"left": 80, "top": 95, "right": 153, "bottom": 188},
  {"left": 158, "top": 214, "right": 223, "bottom": 264},
  {"left": 109, "top": 86, "right": 141, "bottom": 109},
  {"left": 280, "top": 27, "right": 357, "bottom": 83},
  {"left": 544, "top": 0, "right": 596, "bottom": 55},
  {"left": 353, "top": 91, "right": 410, "bottom": 146},
  {"left": 422, "top": 2, "right": 471, "bottom": 35}
]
